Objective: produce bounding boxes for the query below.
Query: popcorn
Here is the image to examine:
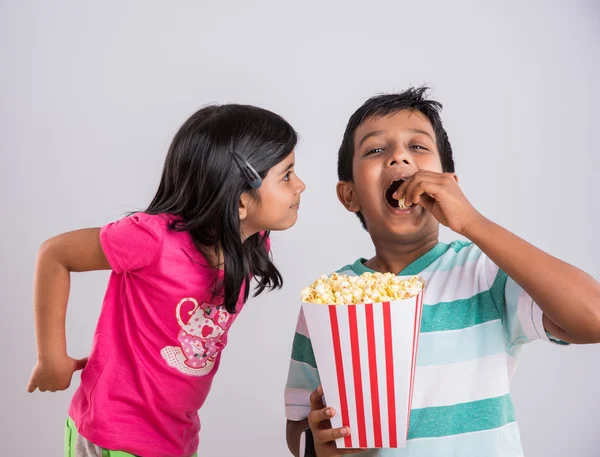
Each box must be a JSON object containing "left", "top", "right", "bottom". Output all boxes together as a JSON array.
[
  {"left": 301, "top": 272, "right": 424, "bottom": 305},
  {"left": 397, "top": 196, "right": 409, "bottom": 209}
]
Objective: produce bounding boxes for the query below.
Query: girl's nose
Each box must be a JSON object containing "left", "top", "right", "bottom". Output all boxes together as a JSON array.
[{"left": 296, "top": 177, "right": 306, "bottom": 194}]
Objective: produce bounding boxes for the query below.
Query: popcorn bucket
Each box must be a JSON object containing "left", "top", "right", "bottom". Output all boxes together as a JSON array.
[{"left": 301, "top": 287, "right": 424, "bottom": 449}]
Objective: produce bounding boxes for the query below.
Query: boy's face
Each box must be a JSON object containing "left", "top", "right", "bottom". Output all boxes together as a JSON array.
[{"left": 338, "top": 109, "right": 444, "bottom": 242}]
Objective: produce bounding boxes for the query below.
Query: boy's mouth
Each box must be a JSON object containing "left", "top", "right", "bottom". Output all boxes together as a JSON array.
[{"left": 385, "top": 179, "right": 406, "bottom": 208}]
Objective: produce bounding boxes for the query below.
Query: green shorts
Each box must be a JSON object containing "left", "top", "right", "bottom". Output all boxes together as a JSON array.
[{"left": 65, "top": 418, "right": 198, "bottom": 457}]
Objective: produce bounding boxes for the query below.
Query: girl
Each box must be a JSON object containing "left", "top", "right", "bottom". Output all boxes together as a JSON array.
[{"left": 27, "top": 104, "right": 306, "bottom": 457}]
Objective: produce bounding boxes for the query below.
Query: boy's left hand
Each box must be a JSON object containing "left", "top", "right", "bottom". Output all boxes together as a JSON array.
[{"left": 394, "top": 170, "right": 482, "bottom": 235}]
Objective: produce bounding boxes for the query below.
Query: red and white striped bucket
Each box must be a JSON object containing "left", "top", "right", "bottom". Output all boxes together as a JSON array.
[{"left": 302, "top": 289, "right": 424, "bottom": 449}]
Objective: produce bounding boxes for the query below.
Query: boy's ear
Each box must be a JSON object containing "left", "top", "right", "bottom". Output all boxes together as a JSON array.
[{"left": 336, "top": 180, "right": 361, "bottom": 213}]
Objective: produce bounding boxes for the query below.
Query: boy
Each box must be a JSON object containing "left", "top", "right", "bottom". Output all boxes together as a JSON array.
[{"left": 285, "top": 87, "right": 600, "bottom": 457}]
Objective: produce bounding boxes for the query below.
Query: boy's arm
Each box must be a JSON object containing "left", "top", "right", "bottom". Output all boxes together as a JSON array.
[
  {"left": 27, "top": 228, "right": 111, "bottom": 393},
  {"left": 463, "top": 217, "right": 600, "bottom": 344},
  {"left": 398, "top": 170, "right": 600, "bottom": 344},
  {"left": 286, "top": 418, "right": 309, "bottom": 457}
]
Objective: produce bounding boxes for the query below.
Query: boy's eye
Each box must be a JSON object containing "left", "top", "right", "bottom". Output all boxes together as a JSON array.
[
  {"left": 365, "top": 147, "right": 385, "bottom": 156},
  {"left": 411, "top": 145, "right": 429, "bottom": 151},
  {"left": 283, "top": 171, "right": 292, "bottom": 181}
]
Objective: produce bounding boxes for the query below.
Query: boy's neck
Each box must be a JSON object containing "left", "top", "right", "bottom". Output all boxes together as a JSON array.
[{"left": 365, "top": 231, "right": 439, "bottom": 275}]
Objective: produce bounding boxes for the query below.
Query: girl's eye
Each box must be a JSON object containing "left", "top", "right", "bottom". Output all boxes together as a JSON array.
[
  {"left": 283, "top": 171, "right": 291, "bottom": 181},
  {"left": 365, "top": 147, "right": 385, "bottom": 156}
]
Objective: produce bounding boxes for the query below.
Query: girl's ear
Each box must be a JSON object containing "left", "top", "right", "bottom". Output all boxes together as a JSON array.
[
  {"left": 336, "top": 180, "right": 361, "bottom": 213},
  {"left": 239, "top": 192, "right": 249, "bottom": 220}
]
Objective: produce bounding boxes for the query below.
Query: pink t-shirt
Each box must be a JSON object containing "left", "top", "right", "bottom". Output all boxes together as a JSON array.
[{"left": 69, "top": 213, "right": 265, "bottom": 457}]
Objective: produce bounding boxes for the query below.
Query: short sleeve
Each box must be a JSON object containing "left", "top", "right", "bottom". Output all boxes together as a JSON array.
[
  {"left": 100, "top": 213, "right": 165, "bottom": 274},
  {"left": 483, "top": 254, "right": 568, "bottom": 346},
  {"left": 284, "top": 308, "right": 321, "bottom": 421}
]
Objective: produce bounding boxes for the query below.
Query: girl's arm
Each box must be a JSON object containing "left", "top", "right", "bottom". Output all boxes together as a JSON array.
[{"left": 27, "top": 228, "right": 111, "bottom": 393}]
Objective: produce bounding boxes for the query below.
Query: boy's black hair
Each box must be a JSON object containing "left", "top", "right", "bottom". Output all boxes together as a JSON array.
[
  {"left": 146, "top": 104, "right": 297, "bottom": 313},
  {"left": 337, "top": 86, "right": 455, "bottom": 229}
]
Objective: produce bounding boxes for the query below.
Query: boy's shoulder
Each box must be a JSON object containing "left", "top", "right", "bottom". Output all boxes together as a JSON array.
[
  {"left": 335, "top": 262, "right": 360, "bottom": 276},
  {"left": 446, "top": 239, "right": 474, "bottom": 252},
  {"left": 335, "top": 240, "right": 485, "bottom": 276}
]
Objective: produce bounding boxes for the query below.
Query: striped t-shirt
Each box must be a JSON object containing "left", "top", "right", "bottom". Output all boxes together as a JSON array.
[{"left": 285, "top": 241, "right": 566, "bottom": 457}]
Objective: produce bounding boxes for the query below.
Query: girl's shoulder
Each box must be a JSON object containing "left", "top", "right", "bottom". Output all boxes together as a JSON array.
[
  {"left": 124, "top": 211, "right": 176, "bottom": 226},
  {"left": 113, "top": 212, "right": 184, "bottom": 240},
  {"left": 101, "top": 212, "right": 170, "bottom": 273}
]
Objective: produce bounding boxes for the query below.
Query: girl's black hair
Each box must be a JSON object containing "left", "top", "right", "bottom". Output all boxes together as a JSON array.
[{"left": 146, "top": 104, "right": 297, "bottom": 313}]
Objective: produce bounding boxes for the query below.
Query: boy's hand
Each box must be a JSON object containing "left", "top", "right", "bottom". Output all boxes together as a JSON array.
[
  {"left": 309, "top": 386, "right": 365, "bottom": 457},
  {"left": 394, "top": 170, "right": 482, "bottom": 235},
  {"left": 27, "top": 354, "right": 88, "bottom": 393}
]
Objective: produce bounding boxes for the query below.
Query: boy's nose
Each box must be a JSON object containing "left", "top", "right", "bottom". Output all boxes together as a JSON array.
[
  {"left": 388, "top": 147, "right": 412, "bottom": 167},
  {"left": 296, "top": 177, "right": 306, "bottom": 194},
  {"left": 389, "top": 158, "right": 411, "bottom": 166}
]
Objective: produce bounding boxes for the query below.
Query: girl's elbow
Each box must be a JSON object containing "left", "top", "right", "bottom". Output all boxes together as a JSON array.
[{"left": 37, "top": 237, "right": 66, "bottom": 268}]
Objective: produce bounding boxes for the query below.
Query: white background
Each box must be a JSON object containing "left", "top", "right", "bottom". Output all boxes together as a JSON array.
[{"left": 2, "top": 1, "right": 599, "bottom": 456}]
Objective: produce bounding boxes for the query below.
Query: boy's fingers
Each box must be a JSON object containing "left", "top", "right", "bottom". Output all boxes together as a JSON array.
[
  {"left": 416, "top": 194, "right": 436, "bottom": 212},
  {"left": 308, "top": 406, "right": 335, "bottom": 427},
  {"left": 400, "top": 175, "right": 426, "bottom": 205},
  {"left": 394, "top": 172, "right": 434, "bottom": 200},
  {"left": 393, "top": 178, "right": 411, "bottom": 200},
  {"left": 405, "top": 178, "right": 443, "bottom": 206},
  {"left": 314, "top": 426, "right": 350, "bottom": 444},
  {"left": 412, "top": 181, "right": 441, "bottom": 204},
  {"left": 309, "top": 386, "right": 325, "bottom": 410},
  {"left": 446, "top": 172, "right": 459, "bottom": 183}
]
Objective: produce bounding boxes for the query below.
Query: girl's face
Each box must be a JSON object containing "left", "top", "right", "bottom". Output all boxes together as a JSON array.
[{"left": 240, "top": 151, "right": 305, "bottom": 237}]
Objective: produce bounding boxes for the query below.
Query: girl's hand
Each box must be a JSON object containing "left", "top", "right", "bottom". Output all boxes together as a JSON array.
[
  {"left": 27, "top": 354, "right": 87, "bottom": 393},
  {"left": 394, "top": 170, "right": 483, "bottom": 236}
]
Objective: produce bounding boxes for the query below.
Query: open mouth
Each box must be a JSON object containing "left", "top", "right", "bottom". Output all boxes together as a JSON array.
[{"left": 385, "top": 179, "right": 406, "bottom": 208}]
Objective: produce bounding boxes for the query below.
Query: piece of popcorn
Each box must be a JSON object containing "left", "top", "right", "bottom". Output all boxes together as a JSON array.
[
  {"left": 300, "top": 287, "right": 312, "bottom": 300},
  {"left": 315, "top": 283, "right": 328, "bottom": 295},
  {"left": 397, "top": 196, "right": 409, "bottom": 209}
]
